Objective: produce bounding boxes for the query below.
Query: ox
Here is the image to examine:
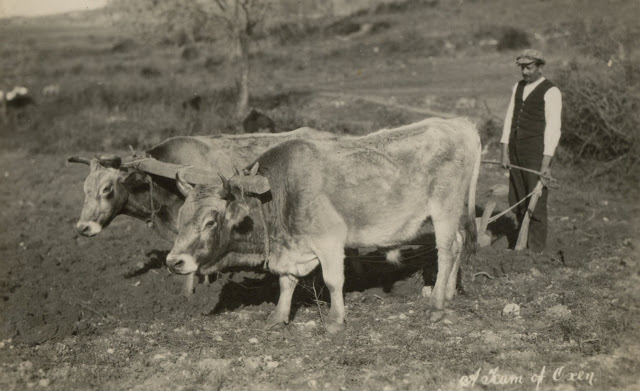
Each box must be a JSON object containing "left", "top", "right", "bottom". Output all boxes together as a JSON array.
[
  {"left": 166, "top": 117, "right": 481, "bottom": 333},
  {"left": 69, "top": 128, "right": 338, "bottom": 295}
]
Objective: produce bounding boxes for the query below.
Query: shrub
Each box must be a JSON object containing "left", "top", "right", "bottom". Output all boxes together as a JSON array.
[
  {"left": 325, "top": 19, "right": 361, "bottom": 36},
  {"left": 370, "top": 21, "right": 391, "bottom": 34},
  {"left": 372, "top": 0, "right": 437, "bottom": 15},
  {"left": 140, "top": 66, "right": 162, "bottom": 78},
  {"left": 554, "top": 61, "right": 639, "bottom": 177},
  {"left": 478, "top": 116, "right": 502, "bottom": 148},
  {"left": 568, "top": 19, "right": 640, "bottom": 66},
  {"left": 378, "top": 29, "right": 443, "bottom": 56},
  {"left": 497, "top": 27, "right": 530, "bottom": 51},
  {"left": 553, "top": 20, "right": 640, "bottom": 178},
  {"left": 266, "top": 22, "right": 319, "bottom": 45},
  {"left": 181, "top": 46, "right": 199, "bottom": 61},
  {"left": 111, "top": 39, "right": 137, "bottom": 53},
  {"left": 204, "top": 56, "right": 224, "bottom": 72}
]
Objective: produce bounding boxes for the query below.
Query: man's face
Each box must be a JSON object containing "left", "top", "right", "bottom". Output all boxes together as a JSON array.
[{"left": 520, "top": 62, "right": 542, "bottom": 84}]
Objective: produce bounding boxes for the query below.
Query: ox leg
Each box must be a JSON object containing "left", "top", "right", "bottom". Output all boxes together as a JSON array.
[
  {"left": 181, "top": 272, "right": 196, "bottom": 296},
  {"left": 445, "top": 230, "right": 464, "bottom": 302},
  {"left": 265, "top": 275, "right": 298, "bottom": 330},
  {"left": 313, "top": 240, "right": 347, "bottom": 334},
  {"left": 430, "top": 218, "right": 458, "bottom": 323}
]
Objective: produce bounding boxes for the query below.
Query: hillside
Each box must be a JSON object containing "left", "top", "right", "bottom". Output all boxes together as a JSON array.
[{"left": 1, "top": 0, "right": 638, "bottom": 152}]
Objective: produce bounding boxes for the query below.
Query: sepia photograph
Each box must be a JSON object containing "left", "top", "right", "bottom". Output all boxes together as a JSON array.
[{"left": 0, "top": 0, "right": 638, "bottom": 389}]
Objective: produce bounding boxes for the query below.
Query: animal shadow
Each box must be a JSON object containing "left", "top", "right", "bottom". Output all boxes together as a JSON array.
[
  {"left": 205, "top": 234, "right": 442, "bottom": 318},
  {"left": 124, "top": 249, "right": 168, "bottom": 279},
  {"left": 207, "top": 269, "right": 279, "bottom": 315}
]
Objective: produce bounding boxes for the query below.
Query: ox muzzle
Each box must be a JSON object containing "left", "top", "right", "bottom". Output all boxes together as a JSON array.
[
  {"left": 165, "top": 252, "right": 199, "bottom": 274},
  {"left": 76, "top": 221, "right": 102, "bottom": 237}
]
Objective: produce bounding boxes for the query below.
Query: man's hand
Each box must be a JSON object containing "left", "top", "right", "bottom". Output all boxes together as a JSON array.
[
  {"left": 500, "top": 143, "right": 510, "bottom": 169},
  {"left": 540, "top": 167, "right": 552, "bottom": 187},
  {"left": 539, "top": 155, "right": 557, "bottom": 188}
]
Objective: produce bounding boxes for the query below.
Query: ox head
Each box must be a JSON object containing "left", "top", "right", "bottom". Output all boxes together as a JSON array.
[
  {"left": 166, "top": 163, "right": 270, "bottom": 274},
  {"left": 69, "top": 154, "right": 140, "bottom": 236}
]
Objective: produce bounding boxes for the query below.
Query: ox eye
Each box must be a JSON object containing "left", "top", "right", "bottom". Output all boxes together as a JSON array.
[
  {"left": 102, "top": 185, "right": 113, "bottom": 195},
  {"left": 203, "top": 220, "right": 216, "bottom": 230}
]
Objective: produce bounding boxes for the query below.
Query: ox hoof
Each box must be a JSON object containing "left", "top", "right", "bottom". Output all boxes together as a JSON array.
[
  {"left": 428, "top": 309, "right": 445, "bottom": 323},
  {"left": 325, "top": 322, "right": 345, "bottom": 334}
]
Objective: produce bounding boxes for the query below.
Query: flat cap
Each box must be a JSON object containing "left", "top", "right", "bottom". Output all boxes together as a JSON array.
[{"left": 516, "top": 49, "right": 545, "bottom": 65}]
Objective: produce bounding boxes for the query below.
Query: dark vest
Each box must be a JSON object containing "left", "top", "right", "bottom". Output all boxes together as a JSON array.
[{"left": 510, "top": 79, "right": 555, "bottom": 140}]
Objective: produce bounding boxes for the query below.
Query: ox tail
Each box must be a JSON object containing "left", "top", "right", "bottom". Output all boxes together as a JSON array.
[{"left": 463, "top": 139, "right": 482, "bottom": 258}]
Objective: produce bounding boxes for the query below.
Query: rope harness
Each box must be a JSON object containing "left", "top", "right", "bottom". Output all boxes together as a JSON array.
[
  {"left": 481, "top": 160, "right": 554, "bottom": 225},
  {"left": 122, "top": 157, "right": 162, "bottom": 229},
  {"left": 486, "top": 186, "right": 542, "bottom": 225},
  {"left": 481, "top": 160, "right": 556, "bottom": 182},
  {"left": 146, "top": 176, "right": 162, "bottom": 228}
]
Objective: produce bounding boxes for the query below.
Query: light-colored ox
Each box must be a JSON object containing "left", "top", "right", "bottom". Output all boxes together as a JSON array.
[
  {"left": 68, "top": 128, "right": 338, "bottom": 295},
  {"left": 166, "top": 117, "right": 481, "bottom": 333}
]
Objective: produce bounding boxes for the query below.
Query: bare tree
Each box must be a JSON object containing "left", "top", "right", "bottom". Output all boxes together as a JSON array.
[{"left": 109, "top": 0, "right": 270, "bottom": 118}]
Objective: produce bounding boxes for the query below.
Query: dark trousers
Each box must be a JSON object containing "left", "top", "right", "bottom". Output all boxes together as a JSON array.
[{"left": 508, "top": 136, "right": 548, "bottom": 252}]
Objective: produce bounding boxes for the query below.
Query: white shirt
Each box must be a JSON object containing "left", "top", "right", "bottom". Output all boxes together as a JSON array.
[{"left": 500, "top": 77, "right": 562, "bottom": 156}]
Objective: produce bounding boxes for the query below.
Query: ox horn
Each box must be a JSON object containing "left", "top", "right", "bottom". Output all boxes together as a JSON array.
[
  {"left": 219, "top": 173, "right": 231, "bottom": 198},
  {"left": 176, "top": 168, "right": 194, "bottom": 198},
  {"left": 96, "top": 154, "right": 122, "bottom": 169},
  {"left": 68, "top": 156, "right": 91, "bottom": 165}
]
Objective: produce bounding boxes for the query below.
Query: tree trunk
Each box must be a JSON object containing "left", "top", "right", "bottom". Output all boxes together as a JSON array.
[{"left": 234, "top": 31, "right": 250, "bottom": 119}]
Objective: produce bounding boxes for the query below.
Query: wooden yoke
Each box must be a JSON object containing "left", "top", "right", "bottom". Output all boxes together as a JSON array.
[{"left": 122, "top": 158, "right": 219, "bottom": 185}]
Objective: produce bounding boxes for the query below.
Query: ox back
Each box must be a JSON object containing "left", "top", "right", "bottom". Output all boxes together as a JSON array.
[
  {"left": 139, "top": 127, "right": 339, "bottom": 241},
  {"left": 254, "top": 117, "right": 479, "bottom": 249}
]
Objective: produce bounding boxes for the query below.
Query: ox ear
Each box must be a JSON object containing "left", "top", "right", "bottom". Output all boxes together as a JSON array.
[
  {"left": 176, "top": 170, "right": 194, "bottom": 197},
  {"left": 96, "top": 154, "right": 122, "bottom": 169},
  {"left": 229, "top": 175, "right": 270, "bottom": 195},
  {"left": 225, "top": 200, "right": 251, "bottom": 228},
  {"left": 249, "top": 162, "right": 260, "bottom": 176}
]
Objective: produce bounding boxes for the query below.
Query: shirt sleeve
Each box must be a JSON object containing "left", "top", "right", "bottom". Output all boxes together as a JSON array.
[
  {"left": 500, "top": 83, "right": 518, "bottom": 144},
  {"left": 543, "top": 87, "right": 562, "bottom": 156}
]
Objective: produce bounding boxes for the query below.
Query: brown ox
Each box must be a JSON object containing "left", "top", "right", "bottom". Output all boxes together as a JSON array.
[
  {"left": 167, "top": 118, "right": 481, "bottom": 333},
  {"left": 68, "top": 128, "right": 338, "bottom": 295}
]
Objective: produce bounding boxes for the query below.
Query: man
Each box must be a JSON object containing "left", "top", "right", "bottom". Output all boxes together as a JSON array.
[{"left": 500, "top": 49, "right": 562, "bottom": 252}]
